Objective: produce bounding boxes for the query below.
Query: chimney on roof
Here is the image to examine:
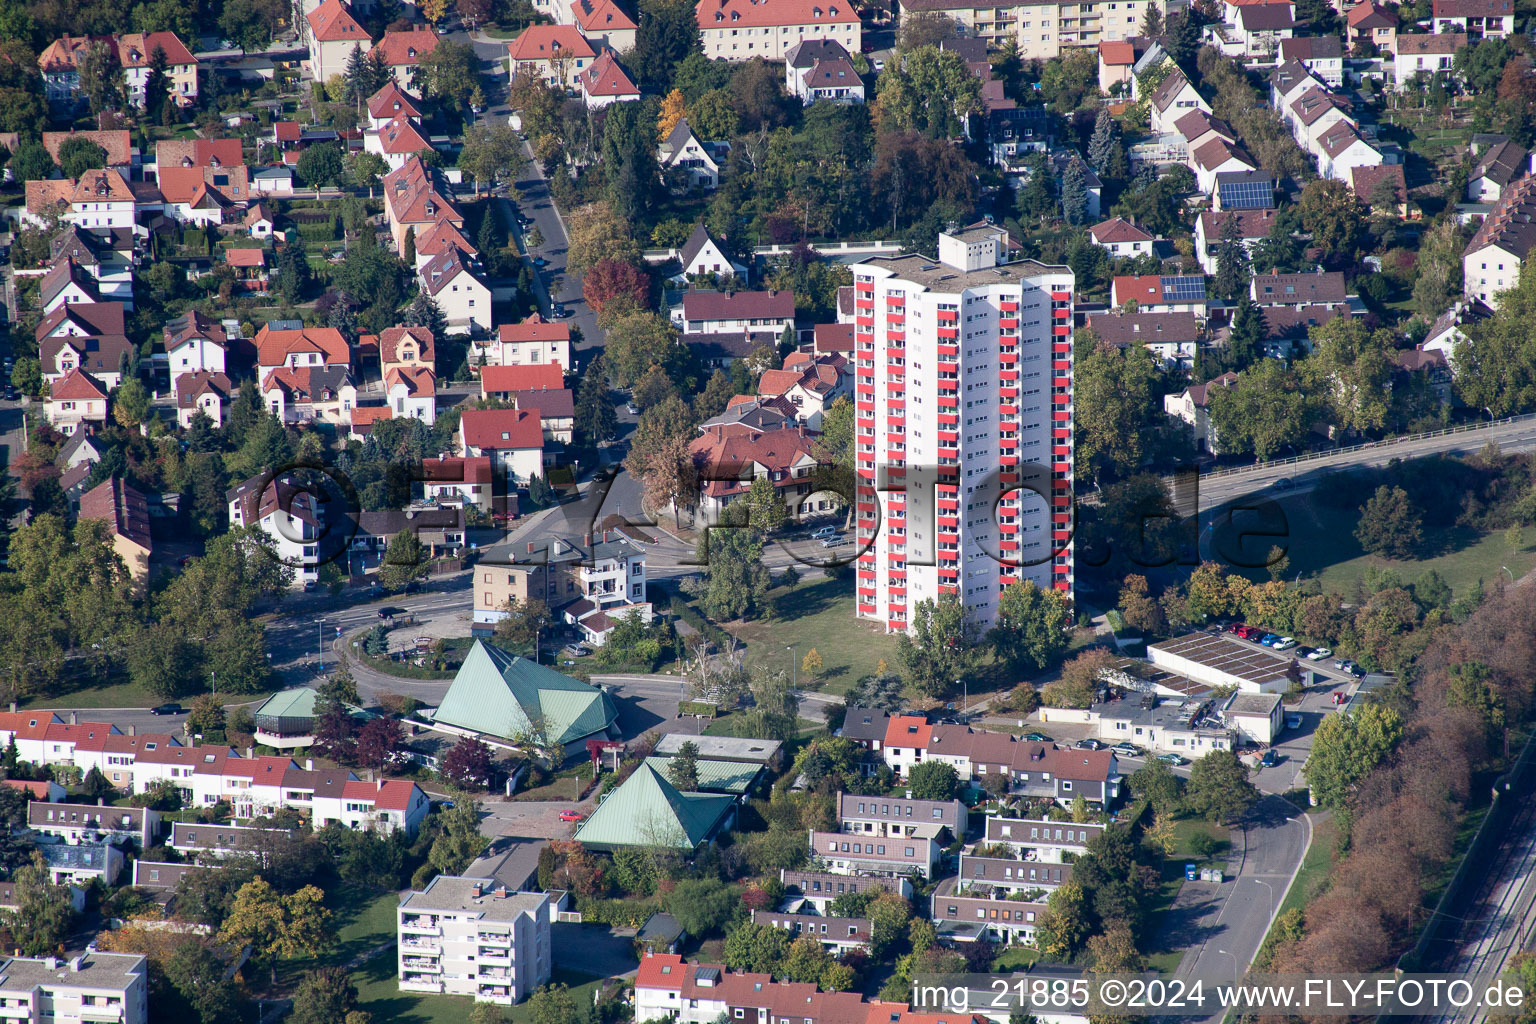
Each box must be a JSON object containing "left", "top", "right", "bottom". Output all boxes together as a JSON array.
[
  {"left": 584, "top": 533, "right": 592, "bottom": 546},
  {"left": 471, "top": 882, "right": 483, "bottom": 898},
  {"left": 69, "top": 712, "right": 77, "bottom": 725},
  {"left": 306, "top": 758, "right": 314, "bottom": 771},
  {"left": 246, "top": 746, "right": 254, "bottom": 759},
  {"left": 528, "top": 542, "right": 535, "bottom": 554},
  {"left": 127, "top": 725, "right": 135, "bottom": 736}
]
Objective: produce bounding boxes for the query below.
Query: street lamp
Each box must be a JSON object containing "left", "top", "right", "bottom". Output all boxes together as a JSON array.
[
  {"left": 1216, "top": 948, "right": 1237, "bottom": 984},
  {"left": 957, "top": 678, "right": 967, "bottom": 721},
  {"left": 1502, "top": 565, "right": 1516, "bottom": 583},
  {"left": 1254, "top": 878, "right": 1275, "bottom": 922},
  {"left": 787, "top": 644, "right": 798, "bottom": 692},
  {"left": 315, "top": 619, "right": 326, "bottom": 665}
]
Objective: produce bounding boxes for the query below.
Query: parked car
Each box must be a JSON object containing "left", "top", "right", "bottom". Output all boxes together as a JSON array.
[
  {"left": 562, "top": 644, "right": 589, "bottom": 658},
  {"left": 1260, "top": 749, "right": 1280, "bottom": 767},
  {"left": 1306, "top": 647, "right": 1331, "bottom": 660},
  {"left": 1157, "top": 753, "right": 1189, "bottom": 766},
  {"left": 1286, "top": 713, "right": 1302, "bottom": 729},
  {"left": 1348, "top": 663, "right": 1366, "bottom": 677},
  {"left": 1273, "top": 637, "right": 1297, "bottom": 650},
  {"left": 811, "top": 525, "right": 838, "bottom": 540},
  {"left": 1225, "top": 622, "right": 1247, "bottom": 634},
  {"left": 1074, "top": 738, "right": 1102, "bottom": 751},
  {"left": 553, "top": 303, "right": 572, "bottom": 319},
  {"left": 1332, "top": 658, "right": 1349, "bottom": 670},
  {"left": 1293, "top": 646, "right": 1314, "bottom": 659},
  {"left": 1024, "top": 732, "right": 1050, "bottom": 742},
  {"left": 625, "top": 403, "right": 639, "bottom": 415},
  {"left": 558, "top": 810, "right": 585, "bottom": 822},
  {"left": 1259, "top": 633, "right": 1280, "bottom": 646},
  {"left": 150, "top": 703, "right": 183, "bottom": 716},
  {"left": 1111, "top": 743, "right": 1142, "bottom": 757}
]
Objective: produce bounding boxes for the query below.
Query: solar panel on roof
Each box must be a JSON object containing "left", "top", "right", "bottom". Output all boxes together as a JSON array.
[
  {"left": 1217, "top": 177, "right": 1276, "bottom": 210},
  {"left": 1160, "top": 276, "right": 1207, "bottom": 301}
]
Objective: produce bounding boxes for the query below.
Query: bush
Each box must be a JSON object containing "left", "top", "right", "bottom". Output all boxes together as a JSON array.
[
  {"left": 576, "top": 897, "right": 657, "bottom": 926},
  {"left": 411, "top": 862, "right": 438, "bottom": 890}
]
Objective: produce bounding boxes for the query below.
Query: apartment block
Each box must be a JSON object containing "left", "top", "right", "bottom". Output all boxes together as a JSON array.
[
  {"left": 837, "top": 792, "right": 967, "bottom": 839},
  {"left": 809, "top": 828, "right": 942, "bottom": 878},
  {"left": 397, "top": 876, "right": 552, "bottom": 1006},
  {"left": 0, "top": 953, "right": 148, "bottom": 1024},
  {"left": 749, "top": 911, "right": 871, "bottom": 954},
  {"left": 850, "top": 227, "right": 1073, "bottom": 636},
  {"left": 778, "top": 869, "right": 913, "bottom": 913},
  {"left": 893, "top": 0, "right": 1160, "bottom": 59}
]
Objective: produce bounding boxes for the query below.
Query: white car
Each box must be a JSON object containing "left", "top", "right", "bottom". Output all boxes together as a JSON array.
[
  {"left": 1306, "top": 647, "right": 1332, "bottom": 660},
  {"left": 1273, "top": 637, "right": 1297, "bottom": 650}
]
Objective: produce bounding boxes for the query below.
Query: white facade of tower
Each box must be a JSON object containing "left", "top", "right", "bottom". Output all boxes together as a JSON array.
[{"left": 851, "top": 229, "right": 1074, "bottom": 634}]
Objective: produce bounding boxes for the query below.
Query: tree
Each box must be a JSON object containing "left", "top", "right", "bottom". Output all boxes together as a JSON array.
[
  {"left": 1298, "top": 178, "right": 1367, "bottom": 263},
  {"left": 1212, "top": 212, "right": 1251, "bottom": 301},
  {"left": 1305, "top": 701, "right": 1403, "bottom": 809},
  {"left": 566, "top": 200, "right": 642, "bottom": 274},
  {"left": 667, "top": 740, "right": 701, "bottom": 790},
  {"left": 898, "top": 595, "right": 979, "bottom": 699},
  {"left": 428, "top": 797, "right": 488, "bottom": 876},
  {"left": 582, "top": 258, "right": 650, "bottom": 318},
  {"left": 800, "top": 648, "right": 823, "bottom": 680},
  {"left": 1185, "top": 749, "right": 1258, "bottom": 823},
  {"left": 415, "top": 41, "right": 479, "bottom": 109},
  {"left": 1118, "top": 574, "right": 1165, "bottom": 634},
  {"left": 603, "top": 311, "right": 684, "bottom": 387},
  {"left": 873, "top": 45, "right": 982, "bottom": 140},
  {"left": 379, "top": 530, "right": 430, "bottom": 591},
  {"left": 1224, "top": 297, "right": 1266, "bottom": 373},
  {"left": 989, "top": 580, "right": 1071, "bottom": 674},
  {"left": 691, "top": 525, "right": 772, "bottom": 621},
  {"left": 743, "top": 475, "right": 787, "bottom": 535},
  {"left": 350, "top": 718, "right": 401, "bottom": 775},
  {"left": 1044, "top": 648, "right": 1114, "bottom": 708},
  {"left": 1206, "top": 360, "right": 1319, "bottom": 461},
  {"left": 574, "top": 354, "right": 618, "bottom": 446},
  {"left": 56, "top": 137, "right": 108, "bottom": 179},
  {"left": 1074, "top": 336, "right": 1159, "bottom": 483},
  {"left": 290, "top": 967, "right": 359, "bottom": 1024},
  {"left": 403, "top": 291, "right": 448, "bottom": 338},
  {"left": 2, "top": 853, "right": 77, "bottom": 955},
  {"left": 1413, "top": 217, "right": 1466, "bottom": 317},
  {"left": 296, "top": 143, "right": 345, "bottom": 188},
  {"left": 658, "top": 88, "right": 687, "bottom": 137},
  {"left": 469, "top": 1006, "right": 509, "bottom": 1024},
  {"left": 79, "top": 39, "right": 122, "bottom": 114},
  {"left": 112, "top": 378, "right": 151, "bottom": 427},
  {"left": 907, "top": 760, "right": 960, "bottom": 800},
  {"left": 494, "top": 597, "right": 551, "bottom": 653},
  {"left": 217, "top": 877, "right": 330, "bottom": 983},
  {"left": 1060, "top": 158, "right": 1088, "bottom": 225},
  {"left": 165, "top": 940, "right": 241, "bottom": 1024},
  {"left": 187, "top": 693, "right": 226, "bottom": 737},
  {"left": 440, "top": 735, "right": 494, "bottom": 790},
  {"left": 1087, "top": 107, "right": 1116, "bottom": 173},
  {"left": 1036, "top": 881, "right": 1092, "bottom": 958},
  {"left": 1354, "top": 485, "right": 1423, "bottom": 559},
  {"left": 9, "top": 140, "right": 52, "bottom": 185},
  {"left": 459, "top": 121, "right": 526, "bottom": 195}
]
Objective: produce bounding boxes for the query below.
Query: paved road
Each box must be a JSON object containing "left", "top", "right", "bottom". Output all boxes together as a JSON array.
[{"left": 1168, "top": 796, "right": 1313, "bottom": 992}]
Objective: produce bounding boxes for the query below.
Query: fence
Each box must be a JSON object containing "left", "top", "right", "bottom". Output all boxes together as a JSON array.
[{"left": 1191, "top": 412, "right": 1536, "bottom": 483}]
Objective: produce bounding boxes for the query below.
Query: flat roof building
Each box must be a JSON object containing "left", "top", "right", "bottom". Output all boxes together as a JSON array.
[{"left": 1147, "top": 633, "right": 1302, "bottom": 693}]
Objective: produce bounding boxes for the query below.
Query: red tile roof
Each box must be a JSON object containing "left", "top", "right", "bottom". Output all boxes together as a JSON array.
[
  {"left": 883, "top": 715, "right": 932, "bottom": 750},
  {"left": 682, "top": 289, "right": 795, "bottom": 322},
  {"left": 1098, "top": 40, "right": 1135, "bottom": 65},
  {"left": 307, "top": 0, "right": 369, "bottom": 43},
  {"left": 342, "top": 778, "right": 422, "bottom": 811},
  {"left": 695, "top": 0, "right": 858, "bottom": 30},
  {"left": 421, "top": 455, "right": 494, "bottom": 485},
  {"left": 580, "top": 50, "right": 639, "bottom": 98},
  {"left": 497, "top": 316, "right": 570, "bottom": 342},
  {"left": 461, "top": 408, "right": 545, "bottom": 450},
  {"left": 384, "top": 365, "right": 436, "bottom": 397},
  {"left": 48, "top": 369, "right": 108, "bottom": 402},
  {"left": 350, "top": 406, "right": 394, "bottom": 430},
  {"left": 376, "top": 115, "right": 431, "bottom": 155},
  {"left": 507, "top": 25, "right": 596, "bottom": 62},
  {"left": 225, "top": 247, "right": 266, "bottom": 267},
  {"left": 481, "top": 363, "right": 565, "bottom": 392},
  {"left": 42, "top": 131, "right": 133, "bottom": 167},
  {"left": 572, "top": 0, "right": 637, "bottom": 31},
  {"left": 374, "top": 28, "right": 439, "bottom": 66},
  {"left": 1432, "top": 0, "right": 1510, "bottom": 17},
  {"left": 379, "top": 326, "right": 435, "bottom": 365},
  {"left": 79, "top": 476, "right": 152, "bottom": 551},
  {"left": 1089, "top": 217, "right": 1154, "bottom": 245},
  {"left": 2, "top": 780, "right": 56, "bottom": 799},
  {"left": 367, "top": 82, "right": 422, "bottom": 120},
  {"left": 254, "top": 325, "right": 350, "bottom": 369}
]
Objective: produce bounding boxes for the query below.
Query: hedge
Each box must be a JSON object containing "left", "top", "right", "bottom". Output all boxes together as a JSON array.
[
  {"left": 576, "top": 897, "right": 658, "bottom": 927},
  {"left": 672, "top": 600, "right": 732, "bottom": 651}
]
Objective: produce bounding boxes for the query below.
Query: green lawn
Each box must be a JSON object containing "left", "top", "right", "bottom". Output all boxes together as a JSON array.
[
  {"left": 1142, "top": 818, "right": 1233, "bottom": 975},
  {"left": 719, "top": 576, "right": 904, "bottom": 696},
  {"left": 22, "top": 678, "right": 281, "bottom": 711},
  {"left": 992, "top": 946, "right": 1041, "bottom": 971},
  {"left": 1221, "top": 494, "right": 1536, "bottom": 600}
]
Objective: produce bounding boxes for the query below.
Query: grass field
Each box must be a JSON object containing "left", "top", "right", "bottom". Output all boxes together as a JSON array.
[
  {"left": 1143, "top": 818, "right": 1233, "bottom": 976},
  {"left": 22, "top": 679, "right": 281, "bottom": 711},
  {"left": 721, "top": 576, "right": 904, "bottom": 696},
  {"left": 1224, "top": 494, "right": 1536, "bottom": 599}
]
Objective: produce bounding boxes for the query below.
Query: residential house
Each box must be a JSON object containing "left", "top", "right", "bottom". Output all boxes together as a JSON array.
[
  {"left": 685, "top": 332, "right": 758, "bottom": 369},
  {"left": 1393, "top": 34, "right": 1464, "bottom": 87},
  {"left": 1053, "top": 152, "right": 1103, "bottom": 218},
  {"left": 378, "top": 325, "right": 435, "bottom": 375},
  {"left": 420, "top": 246, "right": 492, "bottom": 334},
  {"left": 421, "top": 456, "right": 497, "bottom": 512},
  {"left": 1349, "top": 163, "right": 1408, "bottom": 214},
  {"left": 755, "top": 351, "right": 849, "bottom": 430},
  {"left": 1277, "top": 34, "right": 1342, "bottom": 86},
  {"left": 41, "top": 129, "right": 135, "bottom": 172},
  {"left": 40, "top": 260, "right": 102, "bottom": 315},
  {"left": 1347, "top": 3, "right": 1398, "bottom": 50},
  {"left": 460, "top": 408, "right": 546, "bottom": 484},
  {"left": 40, "top": 842, "right": 122, "bottom": 887},
  {"left": 1087, "top": 217, "right": 1154, "bottom": 258},
  {"left": 1249, "top": 270, "right": 1348, "bottom": 306},
  {"left": 132, "top": 860, "right": 200, "bottom": 891},
  {"left": 1209, "top": 2, "right": 1294, "bottom": 59},
  {"left": 374, "top": 27, "right": 438, "bottom": 89},
  {"left": 163, "top": 310, "right": 229, "bottom": 379},
  {"left": 384, "top": 366, "right": 437, "bottom": 424},
  {"left": 29, "top": 802, "right": 159, "bottom": 849},
  {"left": 688, "top": 424, "right": 830, "bottom": 522},
  {"left": 1084, "top": 310, "right": 1200, "bottom": 368},
  {"left": 3, "top": 779, "right": 66, "bottom": 802},
  {"left": 1214, "top": 169, "right": 1277, "bottom": 210},
  {"left": 254, "top": 323, "right": 351, "bottom": 378},
  {"left": 886, "top": 722, "right": 1121, "bottom": 804},
  {"left": 0, "top": 953, "right": 148, "bottom": 1024},
  {"left": 1432, "top": 0, "right": 1512, "bottom": 38},
  {"left": 1191, "top": 136, "right": 1259, "bottom": 195},
  {"left": 246, "top": 202, "right": 276, "bottom": 238},
  {"left": 978, "top": 85, "right": 1054, "bottom": 169},
  {"left": 1422, "top": 298, "right": 1491, "bottom": 367},
  {"left": 778, "top": 870, "right": 910, "bottom": 913},
  {"left": 1463, "top": 173, "right": 1536, "bottom": 308},
  {"left": 23, "top": 169, "right": 136, "bottom": 230},
  {"left": 225, "top": 247, "right": 269, "bottom": 294},
  {"left": 695, "top": 0, "right": 861, "bottom": 60},
  {"left": 475, "top": 317, "right": 572, "bottom": 370},
  {"left": 1315, "top": 119, "right": 1382, "bottom": 180},
  {"left": 261, "top": 366, "right": 359, "bottom": 425},
  {"left": 306, "top": 0, "right": 372, "bottom": 84},
  {"left": 413, "top": 217, "right": 479, "bottom": 270},
  {"left": 170, "top": 820, "right": 298, "bottom": 858},
  {"left": 78, "top": 477, "right": 152, "bottom": 582},
  {"left": 658, "top": 118, "right": 723, "bottom": 190},
  {"left": 471, "top": 528, "right": 647, "bottom": 626},
  {"left": 679, "top": 289, "right": 795, "bottom": 339},
  {"left": 1148, "top": 68, "right": 1209, "bottom": 134},
  {"left": 1269, "top": 57, "right": 1325, "bottom": 114},
  {"left": 174, "top": 371, "right": 234, "bottom": 428},
  {"left": 227, "top": 472, "right": 321, "bottom": 586},
  {"left": 1193, "top": 208, "right": 1278, "bottom": 274},
  {"left": 383, "top": 156, "right": 463, "bottom": 256},
  {"left": 152, "top": 137, "right": 242, "bottom": 177},
  {"left": 47, "top": 226, "right": 134, "bottom": 306},
  {"left": 1110, "top": 274, "right": 1208, "bottom": 316},
  {"left": 366, "top": 114, "right": 433, "bottom": 172},
  {"left": 1468, "top": 135, "right": 1527, "bottom": 202},
  {"left": 44, "top": 370, "right": 109, "bottom": 436},
  {"left": 1164, "top": 373, "right": 1238, "bottom": 453},
  {"left": 480, "top": 362, "right": 565, "bottom": 401},
  {"left": 40, "top": 307, "right": 131, "bottom": 390},
  {"left": 508, "top": 386, "right": 575, "bottom": 444},
  {"left": 578, "top": 50, "right": 641, "bottom": 108},
  {"left": 321, "top": 778, "right": 432, "bottom": 836},
  {"left": 39, "top": 33, "right": 196, "bottom": 111},
  {"left": 397, "top": 877, "right": 551, "bottom": 1004},
  {"left": 749, "top": 911, "right": 870, "bottom": 955},
  {"left": 837, "top": 705, "right": 891, "bottom": 758},
  {"left": 1082, "top": 693, "right": 1234, "bottom": 755},
  {"left": 676, "top": 223, "right": 748, "bottom": 283},
  {"left": 506, "top": 26, "right": 595, "bottom": 90},
  {"left": 157, "top": 165, "right": 251, "bottom": 226},
  {"left": 1098, "top": 40, "right": 1137, "bottom": 93},
  {"left": 367, "top": 81, "right": 423, "bottom": 130}
]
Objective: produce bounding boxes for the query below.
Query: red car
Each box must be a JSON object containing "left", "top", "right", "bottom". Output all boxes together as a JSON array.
[
  {"left": 1225, "top": 623, "right": 1247, "bottom": 635},
  {"left": 559, "top": 810, "right": 585, "bottom": 822}
]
